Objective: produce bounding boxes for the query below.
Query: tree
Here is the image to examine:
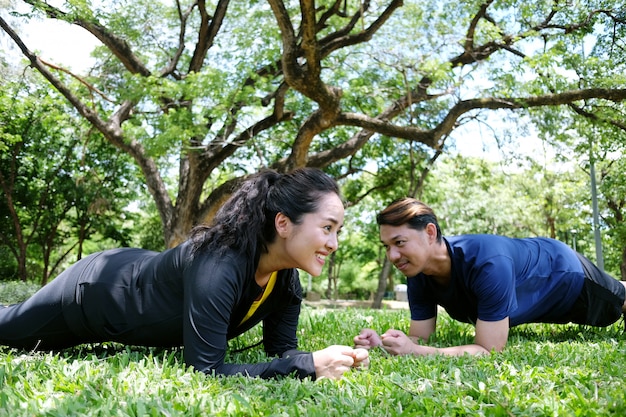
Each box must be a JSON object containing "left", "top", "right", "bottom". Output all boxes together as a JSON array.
[
  {"left": 526, "top": 70, "right": 626, "bottom": 278},
  {"left": 601, "top": 159, "right": 626, "bottom": 279},
  {"left": 1, "top": 0, "right": 625, "bottom": 249},
  {"left": 0, "top": 77, "right": 138, "bottom": 284}
]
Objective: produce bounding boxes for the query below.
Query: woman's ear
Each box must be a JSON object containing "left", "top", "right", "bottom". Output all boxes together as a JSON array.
[{"left": 275, "top": 212, "right": 291, "bottom": 238}]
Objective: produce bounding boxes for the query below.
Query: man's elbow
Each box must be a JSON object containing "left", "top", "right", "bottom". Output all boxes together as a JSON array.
[{"left": 480, "top": 341, "right": 506, "bottom": 353}]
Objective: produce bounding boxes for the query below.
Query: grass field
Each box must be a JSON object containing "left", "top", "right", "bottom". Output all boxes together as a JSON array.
[{"left": 1, "top": 282, "right": 625, "bottom": 416}]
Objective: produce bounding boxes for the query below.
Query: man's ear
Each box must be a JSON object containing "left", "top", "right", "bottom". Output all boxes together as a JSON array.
[
  {"left": 425, "top": 223, "right": 438, "bottom": 242},
  {"left": 275, "top": 212, "right": 291, "bottom": 238}
]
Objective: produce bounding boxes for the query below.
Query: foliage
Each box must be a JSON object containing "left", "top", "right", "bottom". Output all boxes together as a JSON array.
[
  {"left": 0, "top": 283, "right": 624, "bottom": 416},
  {"left": 0, "top": 280, "right": 40, "bottom": 305},
  {"left": 527, "top": 90, "right": 626, "bottom": 278},
  {"left": 425, "top": 155, "right": 591, "bottom": 239},
  {"left": 1, "top": 0, "right": 625, "bottom": 248},
  {"left": 0, "top": 76, "right": 140, "bottom": 283}
]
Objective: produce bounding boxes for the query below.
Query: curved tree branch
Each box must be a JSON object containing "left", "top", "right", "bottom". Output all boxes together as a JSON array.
[
  {"left": 302, "top": 88, "right": 626, "bottom": 169},
  {"left": 161, "top": 0, "right": 197, "bottom": 77},
  {"left": 188, "top": 0, "right": 230, "bottom": 72},
  {"left": 318, "top": 0, "right": 403, "bottom": 57}
]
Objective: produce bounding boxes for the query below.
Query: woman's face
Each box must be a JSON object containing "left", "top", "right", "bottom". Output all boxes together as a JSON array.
[
  {"left": 379, "top": 224, "right": 433, "bottom": 277},
  {"left": 280, "top": 192, "right": 344, "bottom": 277}
]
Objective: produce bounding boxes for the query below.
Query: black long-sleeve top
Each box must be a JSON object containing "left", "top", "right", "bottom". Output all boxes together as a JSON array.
[{"left": 61, "top": 241, "right": 316, "bottom": 379}]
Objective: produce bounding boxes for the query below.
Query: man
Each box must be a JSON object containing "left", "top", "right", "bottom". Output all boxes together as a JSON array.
[{"left": 355, "top": 198, "right": 626, "bottom": 356}]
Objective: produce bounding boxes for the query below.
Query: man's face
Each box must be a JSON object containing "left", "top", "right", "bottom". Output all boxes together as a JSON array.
[{"left": 379, "top": 224, "right": 432, "bottom": 277}]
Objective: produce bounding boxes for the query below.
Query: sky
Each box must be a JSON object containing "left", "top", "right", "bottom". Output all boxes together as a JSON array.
[
  {"left": 3, "top": 7, "right": 98, "bottom": 72},
  {"left": 2, "top": 0, "right": 96, "bottom": 70}
]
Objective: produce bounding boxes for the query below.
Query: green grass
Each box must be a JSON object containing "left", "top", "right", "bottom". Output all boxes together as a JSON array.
[{"left": 1, "top": 283, "right": 625, "bottom": 416}]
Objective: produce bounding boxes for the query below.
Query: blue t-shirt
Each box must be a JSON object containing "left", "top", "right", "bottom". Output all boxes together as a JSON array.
[{"left": 407, "top": 235, "right": 585, "bottom": 326}]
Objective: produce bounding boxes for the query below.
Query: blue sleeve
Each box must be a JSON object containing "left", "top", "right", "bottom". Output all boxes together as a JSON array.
[
  {"left": 471, "top": 255, "right": 518, "bottom": 322},
  {"left": 407, "top": 276, "right": 437, "bottom": 320},
  {"left": 182, "top": 253, "right": 316, "bottom": 379}
]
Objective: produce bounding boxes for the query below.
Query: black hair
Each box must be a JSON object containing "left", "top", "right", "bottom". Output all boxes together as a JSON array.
[
  {"left": 190, "top": 167, "right": 341, "bottom": 258},
  {"left": 376, "top": 197, "right": 442, "bottom": 242}
]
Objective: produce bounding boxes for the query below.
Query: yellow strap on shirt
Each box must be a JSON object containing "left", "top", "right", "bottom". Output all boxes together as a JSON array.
[{"left": 239, "top": 271, "right": 277, "bottom": 325}]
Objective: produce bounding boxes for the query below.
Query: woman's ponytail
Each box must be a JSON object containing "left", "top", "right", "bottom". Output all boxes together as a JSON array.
[{"left": 190, "top": 169, "right": 280, "bottom": 257}]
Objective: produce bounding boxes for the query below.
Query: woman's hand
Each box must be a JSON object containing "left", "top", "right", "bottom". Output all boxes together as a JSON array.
[
  {"left": 351, "top": 347, "right": 370, "bottom": 369},
  {"left": 353, "top": 328, "right": 383, "bottom": 349},
  {"left": 312, "top": 345, "right": 369, "bottom": 380}
]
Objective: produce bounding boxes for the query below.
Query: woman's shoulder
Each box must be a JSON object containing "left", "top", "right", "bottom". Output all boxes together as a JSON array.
[
  {"left": 188, "top": 244, "right": 243, "bottom": 262},
  {"left": 185, "top": 245, "right": 256, "bottom": 275}
]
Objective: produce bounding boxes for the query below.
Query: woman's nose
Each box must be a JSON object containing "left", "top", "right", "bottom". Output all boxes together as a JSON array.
[{"left": 326, "top": 233, "right": 339, "bottom": 252}]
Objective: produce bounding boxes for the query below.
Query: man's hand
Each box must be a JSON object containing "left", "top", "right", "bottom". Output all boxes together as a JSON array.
[
  {"left": 380, "top": 329, "right": 417, "bottom": 355},
  {"left": 353, "top": 328, "right": 383, "bottom": 349}
]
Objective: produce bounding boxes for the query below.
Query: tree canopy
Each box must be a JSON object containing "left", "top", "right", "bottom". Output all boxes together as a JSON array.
[
  {"left": 0, "top": 75, "right": 139, "bottom": 283},
  {"left": 1, "top": 0, "right": 625, "bottom": 250}
]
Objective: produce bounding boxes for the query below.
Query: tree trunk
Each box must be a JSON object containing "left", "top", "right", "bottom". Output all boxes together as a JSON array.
[
  {"left": 371, "top": 256, "right": 392, "bottom": 309},
  {"left": 325, "top": 252, "right": 337, "bottom": 300},
  {"left": 0, "top": 173, "right": 28, "bottom": 281},
  {"left": 620, "top": 248, "right": 626, "bottom": 281}
]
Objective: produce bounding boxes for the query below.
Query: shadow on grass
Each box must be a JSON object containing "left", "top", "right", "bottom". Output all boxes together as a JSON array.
[
  {"left": 0, "top": 343, "right": 184, "bottom": 363},
  {"left": 509, "top": 319, "right": 624, "bottom": 343}
]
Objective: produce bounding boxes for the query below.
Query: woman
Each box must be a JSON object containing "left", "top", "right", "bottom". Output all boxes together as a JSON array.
[
  {"left": 0, "top": 168, "right": 368, "bottom": 379},
  {"left": 355, "top": 197, "right": 626, "bottom": 356}
]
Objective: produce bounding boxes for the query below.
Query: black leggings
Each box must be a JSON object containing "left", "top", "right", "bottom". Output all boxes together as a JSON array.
[{"left": 0, "top": 262, "right": 90, "bottom": 350}]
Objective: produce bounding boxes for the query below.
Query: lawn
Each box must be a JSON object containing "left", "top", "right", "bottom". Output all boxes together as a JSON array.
[{"left": 1, "top": 282, "right": 625, "bottom": 416}]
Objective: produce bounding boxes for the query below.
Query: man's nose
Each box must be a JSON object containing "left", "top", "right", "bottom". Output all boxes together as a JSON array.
[{"left": 387, "top": 247, "right": 400, "bottom": 261}]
